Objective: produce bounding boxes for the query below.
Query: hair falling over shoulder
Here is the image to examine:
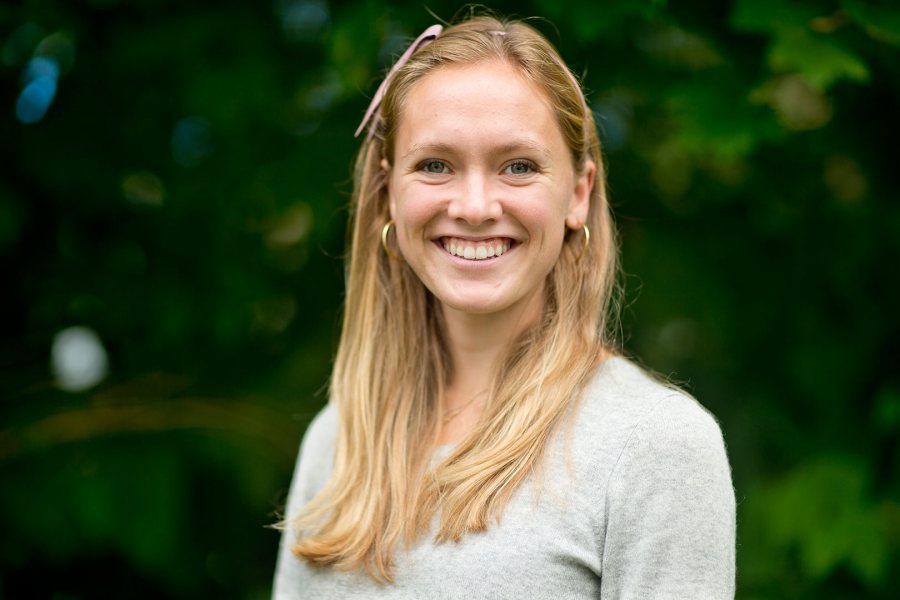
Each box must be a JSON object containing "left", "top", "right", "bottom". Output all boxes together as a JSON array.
[{"left": 286, "top": 13, "right": 620, "bottom": 582}]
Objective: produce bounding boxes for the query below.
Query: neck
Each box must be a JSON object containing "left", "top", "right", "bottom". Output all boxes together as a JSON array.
[
  {"left": 434, "top": 286, "right": 545, "bottom": 446},
  {"left": 441, "top": 286, "right": 544, "bottom": 405}
]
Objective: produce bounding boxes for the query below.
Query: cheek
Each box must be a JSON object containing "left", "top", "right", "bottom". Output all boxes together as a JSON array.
[
  {"left": 517, "top": 193, "right": 568, "bottom": 232},
  {"left": 393, "top": 185, "right": 442, "bottom": 231},
  {"left": 516, "top": 199, "right": 569, "bottom": 257}
]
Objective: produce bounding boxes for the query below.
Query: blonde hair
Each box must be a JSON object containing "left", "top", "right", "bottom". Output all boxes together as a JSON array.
[{"left": 288, "top": 14, "right": 619, "bottom": 582}]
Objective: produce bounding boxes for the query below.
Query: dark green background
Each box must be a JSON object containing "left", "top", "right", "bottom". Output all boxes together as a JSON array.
[{"left": 2, "top": 0, "right": 898, "bottom": 598}]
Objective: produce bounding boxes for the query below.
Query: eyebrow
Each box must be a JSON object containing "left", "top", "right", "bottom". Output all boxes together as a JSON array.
[{"left": 399, "top": 139, "right": 553, "bottom": 163}]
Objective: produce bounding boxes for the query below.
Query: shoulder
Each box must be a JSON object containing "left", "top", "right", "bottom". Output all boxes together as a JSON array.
[
  {"left": 286, "top": 402, "right": 340, "bottom": 512},
  {"left": 582, "top": 359, "right": 736, "bottom": 596},
  {"left": 561, "top": 356, "right": 733, "bottom": 512},
  {"left": 575, "top": 356, "right": 727, "bottom": 458},
  {"left": 301, "top": 401, "right": 339, "bottom": 457}
]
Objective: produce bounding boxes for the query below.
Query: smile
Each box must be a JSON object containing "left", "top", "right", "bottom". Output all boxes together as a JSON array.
[{"left": 439, "top": 237, "right": 513, "bottom": 261}]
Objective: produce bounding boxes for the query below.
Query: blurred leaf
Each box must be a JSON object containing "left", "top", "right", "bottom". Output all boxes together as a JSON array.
[
  {"left": 760, "top": 457, "right": 889, "bottom": 584},
  {"left": 533, "top": 0, "right": 664, "bottom": 43},
  {"left": 842, "top": 0, "right": 900, "bottom": 45},
  {"left": 731, "top": 0, "right": 821, "bottom": 33},
  {"left": 636, "top": 22, "right": 726, "bottom": 70},
  {"left": 767, "top": 27, "right": 869, "bottom": 88},
  {"left": 750, "top": 74, "right": 834, "bottom": 130},
  {"left": 665, "top": 79, "right": 780, "bottom": 159}
]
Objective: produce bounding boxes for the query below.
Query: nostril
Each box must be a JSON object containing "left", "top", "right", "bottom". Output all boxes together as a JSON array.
[{"left": 448, "top": 197, "right": 502, "bottom": 225}]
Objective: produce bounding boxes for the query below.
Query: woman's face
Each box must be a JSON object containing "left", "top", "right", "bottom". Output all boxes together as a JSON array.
[{"left": 386, "top": 60, "right": 593, "bottom": 319}]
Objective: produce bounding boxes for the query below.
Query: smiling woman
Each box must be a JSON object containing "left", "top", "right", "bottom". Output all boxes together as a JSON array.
[
  {"left": 386, "top": 60, "right": 593, "bottom": 322},
  {"left": 274, "top": 13, "right": 735, "bottom": 599}
]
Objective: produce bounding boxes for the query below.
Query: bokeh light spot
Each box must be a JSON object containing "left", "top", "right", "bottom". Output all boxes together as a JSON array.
[
  {"left": 824, "top": 155, "right": 868, "bottom": 205},
  {"left": 251, "top": 295, "right": 297, "bottom": 336},
  {"left": 51, "top": 326, "right": 109, "bottom": 392},
  {"left": 752, "top": 74, "right": 833, "bottom": 131},
  {"left": 122, "top": 171, "right": 166, "bottom": 206},
  {"left": 15, "top": 75, "right": 57, "bottom": 124},
  {"left": 171, "top": 116, "right": 213, "bottom": 166},
  {"left": 266, "top": 203, "right": 313, "bottom": 247},
  {"left": 276, "top": 0, "right": 330, "bottom": 42},
  {"left": 593, "top": 92, "right": 633, "bottom": 152},
  {"left": 290, "top": 71, "right": 342, "bottom": 135},
  {"left": 657, "top": 317, "right": 698, "bottom": 360},
  {"left": 34, "top": 31, "right": 77, "bottom": 74},
  {"left": 23, "top": 55, "right": 59, "bottom": 83}
]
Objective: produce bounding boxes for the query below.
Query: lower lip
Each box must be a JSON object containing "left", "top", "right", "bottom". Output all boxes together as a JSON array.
[{"left": 433, "top": 241, "right": 516, "bottom": 267}]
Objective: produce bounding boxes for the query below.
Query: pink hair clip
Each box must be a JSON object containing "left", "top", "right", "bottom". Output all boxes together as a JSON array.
[{"left": 354, "top": 24, "right": 444, "bottom": 140}]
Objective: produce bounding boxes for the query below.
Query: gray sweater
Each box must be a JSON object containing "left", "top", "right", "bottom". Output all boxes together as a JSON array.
[{"left": 273, "top": 357, "right": 736, "bottom": 598}]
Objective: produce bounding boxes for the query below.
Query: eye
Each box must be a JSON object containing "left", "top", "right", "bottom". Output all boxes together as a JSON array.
[
  {"left": 418, "top": 160, "right": 450, "bottom": 174},
  {"left": 504, "top": 160, "right": 536, "bottom": 176}
]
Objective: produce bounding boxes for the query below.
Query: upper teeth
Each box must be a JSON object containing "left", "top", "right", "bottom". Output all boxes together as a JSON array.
[{"left": 442, "top": 237, "right": 511, "bottom": 260}]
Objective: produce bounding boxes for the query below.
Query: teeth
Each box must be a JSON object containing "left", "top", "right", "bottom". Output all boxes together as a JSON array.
[{"left": 440, "top": 237, "right": 511, "bottom": 261}]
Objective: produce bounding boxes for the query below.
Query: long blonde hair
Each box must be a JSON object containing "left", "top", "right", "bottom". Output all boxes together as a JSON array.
[{"left": 289, "top": 14, "right": 619, "bottom": 582}]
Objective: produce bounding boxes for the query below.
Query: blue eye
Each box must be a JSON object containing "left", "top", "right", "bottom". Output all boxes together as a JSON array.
[
  {"left": 506, "top": 160, "right": 535, "bottom": 175},
  {"left": 420, "top": 160, "right": 449, "bottom": 174}
]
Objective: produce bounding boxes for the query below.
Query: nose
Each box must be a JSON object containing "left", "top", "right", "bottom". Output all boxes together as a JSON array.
[{"left": 447, "top": 172, "right": 502, "bottom": 225}]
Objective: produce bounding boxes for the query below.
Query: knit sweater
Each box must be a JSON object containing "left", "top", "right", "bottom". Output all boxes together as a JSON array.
[{"left": 273, "top": 357, "right": 736, "bottom": 598}]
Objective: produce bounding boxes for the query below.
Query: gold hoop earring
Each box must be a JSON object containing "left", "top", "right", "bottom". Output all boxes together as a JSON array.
[
  {"left": 574, "top": 224, "right": 590, "bottom": 262},
  {"left": 381, "top": 220, "right": 401, "bottom": 261}
]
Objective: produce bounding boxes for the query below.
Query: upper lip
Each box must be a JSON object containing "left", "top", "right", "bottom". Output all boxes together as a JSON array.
[{"left": 435, "top": 234, "right": 518, "bottom": 242}]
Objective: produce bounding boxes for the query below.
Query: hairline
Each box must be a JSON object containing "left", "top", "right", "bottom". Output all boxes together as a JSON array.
[{"left": 387, "top": 56, "right": 585, "bottom": 169}]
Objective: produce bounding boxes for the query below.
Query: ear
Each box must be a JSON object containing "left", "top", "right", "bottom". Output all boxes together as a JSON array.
[
  {"left": 381, "top": 158, "right": 396, "bottom": 220},
  {"left": 565, "top": 159, "right": 595, "bottom": 230}
]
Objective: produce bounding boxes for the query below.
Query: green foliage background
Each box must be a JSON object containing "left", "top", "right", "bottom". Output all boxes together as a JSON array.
[{"left": 2, "top": 0, "right": 898, "bottom": 597}]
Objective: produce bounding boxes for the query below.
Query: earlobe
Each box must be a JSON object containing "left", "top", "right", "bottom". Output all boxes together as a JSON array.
[{"left": 567, "top": 160, "right": 595, "bottom": 230}]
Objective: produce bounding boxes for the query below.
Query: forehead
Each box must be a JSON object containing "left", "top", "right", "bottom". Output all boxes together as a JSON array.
[{"left": 392, "top": 60, "right": 567, "bottom": 159}]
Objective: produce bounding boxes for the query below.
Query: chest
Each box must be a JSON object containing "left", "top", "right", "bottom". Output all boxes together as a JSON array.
[{"left": 297, "top": 478, "right": 604, "bottom": 599}]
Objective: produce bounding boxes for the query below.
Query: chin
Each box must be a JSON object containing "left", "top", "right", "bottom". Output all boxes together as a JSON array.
[
  {"left": 435, "top": 286, "right": 541, "bottom": 319},
  {"left": 438, "top": 296, "right": 507, "bottom": 315}
]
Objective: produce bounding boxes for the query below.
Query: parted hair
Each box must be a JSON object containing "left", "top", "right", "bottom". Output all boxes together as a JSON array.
[{"left": 287, "top": 14, "right": 619, "bottom": 582}]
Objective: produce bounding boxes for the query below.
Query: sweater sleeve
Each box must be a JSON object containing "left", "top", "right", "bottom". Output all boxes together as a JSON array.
[{"left": 599, "top": 394, "right": 736, "bottom": 599}]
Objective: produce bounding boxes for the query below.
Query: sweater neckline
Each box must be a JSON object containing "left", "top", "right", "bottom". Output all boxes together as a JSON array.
[{"left": 431, "top": 355, "right": 627, "bottom": 456}]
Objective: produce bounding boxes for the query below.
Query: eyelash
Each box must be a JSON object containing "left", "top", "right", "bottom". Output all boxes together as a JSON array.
[
  {"left": 417, "top": 159, "right": 449, "bottom": 174},
  {"left": 415, "top": 159, "right": 538, "bottom": 176},
  {"left": 505, "top": 160, "right": 536, "bottom": 176}
]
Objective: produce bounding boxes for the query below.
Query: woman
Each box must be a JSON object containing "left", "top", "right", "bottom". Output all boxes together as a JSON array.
[{"left": 274, "top": 14, "right": 735, "bottom": 599}]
